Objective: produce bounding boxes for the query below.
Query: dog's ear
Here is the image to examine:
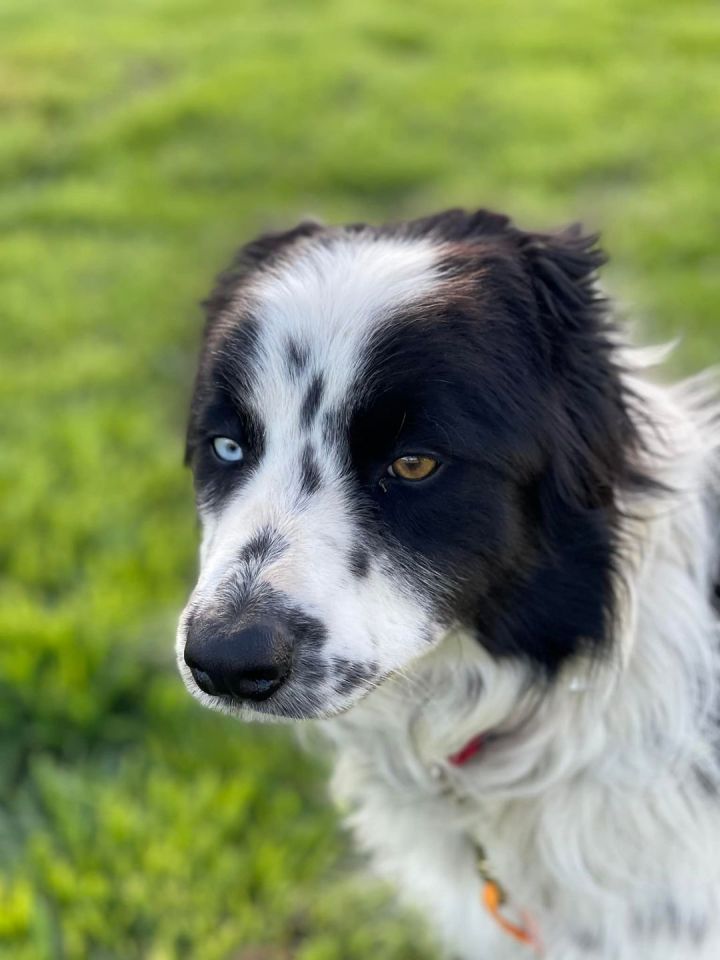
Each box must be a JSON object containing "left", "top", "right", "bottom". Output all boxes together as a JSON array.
[
  {"left": 517, "top": 225, "right": 646, "bottom": 509},
  {"left": 484, "top": 226, "right": 651, "bottom": 672},
  {"left": 518, "top": 225, "right": 606, "bottom": 332},
  {"left": 203, "top": 220, "right": 323, "bottom": 321}
]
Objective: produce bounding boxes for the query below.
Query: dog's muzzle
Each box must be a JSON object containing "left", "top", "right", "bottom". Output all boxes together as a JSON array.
[{"left": 184, "top": 616, "right": 293, "bottom": 702}]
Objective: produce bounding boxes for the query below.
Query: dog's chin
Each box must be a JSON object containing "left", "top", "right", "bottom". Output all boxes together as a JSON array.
[{"left": 180, "top": 670, "right": 374, "bottom": 724}]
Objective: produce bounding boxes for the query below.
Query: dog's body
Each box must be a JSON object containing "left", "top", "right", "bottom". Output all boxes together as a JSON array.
[{"left": 177, "top": 210, "right": 720, "bottom": 959}]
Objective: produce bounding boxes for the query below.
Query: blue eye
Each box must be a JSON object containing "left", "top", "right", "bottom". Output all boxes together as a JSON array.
[{"left": 211, "top": 437, "right": 244, "bottom": 463}]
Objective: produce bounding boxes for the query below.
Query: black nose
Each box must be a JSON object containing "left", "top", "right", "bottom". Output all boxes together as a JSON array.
[{"left": 184, "top": 619, "right": 293, "bottom": 701}]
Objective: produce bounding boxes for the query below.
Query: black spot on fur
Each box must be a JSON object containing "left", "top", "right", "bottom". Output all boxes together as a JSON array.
[
  {"left": 282, "top": 603, "right": 328, "bottom": 651},
  {"left": 238, "top": 526, "right": 287, "bottom": 567},
  {"left": 349, "top": 546, "right": 370, "bottom": 578},
  {"left": 331, "top": 657, "right": 379, "bottom": 696},
  {"left": 572, "top": 930, "right": 603, "bottom": 952},
  {"left": 300, "top": 373, "right": 325, "bottom": 428},
  {"left": 296, "top": 652, "right": 328, "bottom": 686},
  {"left": 286, "top": 337, "right": 310, "bottom": 377},
  {"left": 300, "top": 444, "right": 322, "bottom": 496}
]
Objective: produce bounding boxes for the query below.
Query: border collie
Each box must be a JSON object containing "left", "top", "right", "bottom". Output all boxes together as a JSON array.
[{"left": 176, "top": 209, "right": 720, "bottom": 959}]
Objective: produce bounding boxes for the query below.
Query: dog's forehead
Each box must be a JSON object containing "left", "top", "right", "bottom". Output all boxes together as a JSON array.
[{"left": 240, "top": 232, "right": 442, "bottom": 409}]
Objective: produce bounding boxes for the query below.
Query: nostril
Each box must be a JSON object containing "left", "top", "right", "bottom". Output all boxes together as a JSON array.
[
  {"left": 229, "top": 665, "right": 288, "bottom": 701},
  {"left": 184, "top": 645, "right": 227, "bottom": 697},
  {"left": 188, "top": 666, "right": 220, "bottom": 697}
]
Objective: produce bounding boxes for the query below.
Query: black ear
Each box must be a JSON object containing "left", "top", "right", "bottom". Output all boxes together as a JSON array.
[
  {"left": 517, "top": 225, "right": 646, "bottom": 508},
  {"left": 518, "top": 225, "right": 606, "bottom": 331},
  {"left": 485, "top": 226, "right": 652, "bottom": 672},
  {"left": 203, "top": 220, "right": 323, "bottom": 321}
]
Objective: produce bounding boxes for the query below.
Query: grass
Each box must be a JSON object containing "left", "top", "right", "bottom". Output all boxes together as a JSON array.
[{"left": 1, "top": 0, "right": 718, "bottom": 956}]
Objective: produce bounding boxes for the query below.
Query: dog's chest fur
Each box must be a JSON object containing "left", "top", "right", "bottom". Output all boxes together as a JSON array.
[{"left": 326, "top": 657, "right": 720, "bottom": 960}]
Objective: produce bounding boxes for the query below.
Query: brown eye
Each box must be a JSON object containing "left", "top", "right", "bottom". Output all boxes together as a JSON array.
[{"left": 387, "top": 455, "right": 440, "bottom": 482}]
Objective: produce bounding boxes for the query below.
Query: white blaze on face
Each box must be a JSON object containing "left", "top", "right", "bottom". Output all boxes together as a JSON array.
[{"left": 179, "top": 232, "right": 450, "bottom": 714}]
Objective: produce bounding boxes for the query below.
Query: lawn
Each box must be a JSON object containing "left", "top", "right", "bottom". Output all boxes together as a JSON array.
[{"left": 1, "top": 0, "right": 718, "bottom": 957}]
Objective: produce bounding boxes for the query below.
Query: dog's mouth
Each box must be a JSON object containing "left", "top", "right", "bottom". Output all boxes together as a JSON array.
[{"left": 183, "top": 679, "right": 378, "bottom": 723}]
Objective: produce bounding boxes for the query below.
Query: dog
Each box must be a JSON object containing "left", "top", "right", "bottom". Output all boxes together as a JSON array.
[{"left": 176, "top": 209, "right": 720, "bottom": 959}]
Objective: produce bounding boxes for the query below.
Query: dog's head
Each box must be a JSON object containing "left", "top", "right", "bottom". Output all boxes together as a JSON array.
[{"left": 177, "top": 209, "right": 645, "bottom": 721}]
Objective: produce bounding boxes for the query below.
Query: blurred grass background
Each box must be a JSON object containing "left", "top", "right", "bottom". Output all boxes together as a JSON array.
[{"left": 0, "top": 0, "right": 718, "bottom": 956}]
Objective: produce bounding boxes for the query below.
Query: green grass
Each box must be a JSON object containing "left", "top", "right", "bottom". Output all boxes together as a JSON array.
[{"left": 1, "top": 0, "right": 719, "bottom": 956}]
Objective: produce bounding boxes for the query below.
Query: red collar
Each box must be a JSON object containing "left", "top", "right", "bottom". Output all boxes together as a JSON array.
[
  {"left": 446, "top": 733, "right": 542, "bottom": 952},
  {"left": 447, "top": 733, "right": 486, "bottom": 766}
]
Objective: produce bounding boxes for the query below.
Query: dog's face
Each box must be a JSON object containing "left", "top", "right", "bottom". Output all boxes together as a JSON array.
[{"left": 177, "top": 209, "right": 642, "bottom": 721}]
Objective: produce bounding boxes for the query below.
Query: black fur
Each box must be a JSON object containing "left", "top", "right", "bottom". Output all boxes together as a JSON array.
[
  {"left": 331, "top": 657, "right": 379, "bottom": 696},
  {"left": 185, "top": 315, "right": 267, "bottom": 507},
  {"left": 348, "top": 545, "right": 371, "bottom": 578},
  {"left": 299, "top": 443, "right": 322, "bottom": 497},
  {"left": 238, "top": 526, "right": 287, "bottom": 567},
  {"left": 300, "top": 373, "right": 325, "bottom": 428},
  {"left": 286, "top": 337, "right": 310, "bottom": 377}
]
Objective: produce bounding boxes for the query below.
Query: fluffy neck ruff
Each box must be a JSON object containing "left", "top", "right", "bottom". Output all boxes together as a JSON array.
[{"left": 322, "top": 366, "right": 720, "bottom": 956}]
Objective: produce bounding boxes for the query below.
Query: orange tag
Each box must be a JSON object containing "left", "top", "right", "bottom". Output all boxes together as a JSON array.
[{"left": 482, "top": 880, "right": 540, "bottom": 950}]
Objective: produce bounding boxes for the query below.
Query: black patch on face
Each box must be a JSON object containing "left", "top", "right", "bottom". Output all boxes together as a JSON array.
[
  {"left": 299, "top": 443, "right": 322, "bottom": 496},
  {"left": 281, "top": 601, "right": 328, "bottom": 651},
  {"left": 185, "top": 316, "right": 267, "bottom": 509},
  {"left": 342, "top": 210, "right": 654, "bottom": 676},
  {"left": 187, "top": 403, "right": 266, "bottom": 510},
  {"left": 286, "top": 337, "right": 310, "bottom": 377},
  {"left": 331, "top": 657, "right": 379, "bottom": 696},
  {"left": 192, "top": 315, "right": 262, "bottom": 426},
  {"left": 296, "top": 651, "right": 328, "bottom": 686},
  {"left": 300, "top": 373, "right": 325, "bottom": 428},
  {"left": 348, "top": 545, "right": 371, "bottom": 578},
  {"left": 238, "top": 526, "right": 287, "bottom": 567}
]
